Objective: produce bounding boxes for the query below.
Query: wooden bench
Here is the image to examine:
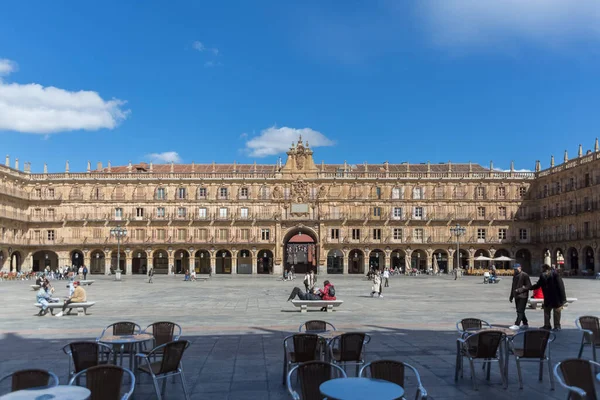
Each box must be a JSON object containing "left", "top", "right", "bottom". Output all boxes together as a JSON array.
[
  {"left": 35, "top": 301, "right": 96, "bottom": 316},
  {"left": 528, "top": 297, "right": 577, "bottom": 310},
  {"left": 291, "top": 300, "right": 343, "bottom": 313}
]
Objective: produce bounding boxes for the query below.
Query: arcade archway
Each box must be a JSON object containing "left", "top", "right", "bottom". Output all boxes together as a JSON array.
[
  {"left": 194, "top": 250, "right": 211, "bottom": 274},
  {"left": 411, "top": 249, "right": 427, "bottom": 270},
  {"left": 326, "top": 250, "right": 343, "bottom": 274},
  {"left": 90, "top": 250, "right": 105, "bottom": 274},
  {"left": 111, "top": 250, "right": 126, "bottom": 274},
  {"left": 568, "top": 248, "right": 579, "bottom": 271},
  {"left": 71, "top": 250, "right": 84, "bottom": 268},
  {"left": 516, "top": 249, "right": 532, "bottom": 274},
  {"left": 237, "top": 249, "right": 252, "bottom": 274},
  {"left": 284, "top": 230, "right": 318, "bottom": 274},
  {"left": 433, "top": 249, "right": 448, "bottom": 273},
  {"left": 368, "top": 249, "right": 385, "bottom": 271},
  {"left": 32, "top": 251, "right": 58, "bottom": 272},
  {"left": 153, "top": 250, "right": 169, "bottom": 274},
  {"left": 390, "top": 249, "right": 406, "bottom": 272},
  {"left": 174, "top": 249, "right": 190, "bottom": 274},
  {"left": 216, "top": 250, "right": 232, "bottom": 274},
  {"left": 349, "top": 249, "right": 364, "bottom": 274},
  {"left": 583, "top": 246, "right": 594, "bottom": 271},
  {"left": 257, "top": 249, "right": 273, "bottom": 274},
  {"left": 494, "top": 248, "right": 511, "bottom": 269},
  {"left": 132, "top": 250, "right": 147, "bottom": 274},
  {"left": 10, "top": 251, "right": 22, "bottom": 272}
]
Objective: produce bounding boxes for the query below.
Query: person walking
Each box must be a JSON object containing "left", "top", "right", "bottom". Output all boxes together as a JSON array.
[
  {"left": 371, "top": 270, "right": 383, "bottom": 298},
  {"left": 521, "top": 264, "right": 567, "bottom": 331},
  {"left": 383, "top": 267, "right": 390, "bottom": 287},
  {"left": 82, "top": 265, "right": 88, "bottom": 280},
  {"left": 303, "top": 271, "right": 311, "bottom": 292},
  {"left": 148, "top": 267, "right": 154, "bottom": 283},
  {"left": 509, "top": 264, "right": 531, "bottom": 330}
]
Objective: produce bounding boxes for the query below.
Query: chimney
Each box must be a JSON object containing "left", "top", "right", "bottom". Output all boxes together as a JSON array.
[
  {"left": 550, "top": 155, "right": 554, "bottom": 168},
  {"left": 343, "top": 160, "right": 348, "bottom": 172},
  {"left": 170, "top": 161, "right": 174, "bottom": 173},
  {"left": 384, "top": 161, "right": 389, "bottom": 172},
  {"left": 321, "top": 160, "right": 325, "bottom": 171},
  {"left": 87, "top": 161, "right": 91, "bottom": 173},
  {"left": 364, "top": 161, "right": 368, "bottom": 172},
  {"left": 97, "top": 162, "right": 103, "bottom": 171},
  {"left": 578, "top": 144, "right": 583, "bottom": 157},
  {"left": 65, "top": 160, "right": 69, "bottom": 173},
  {"left": 127, "top": 160, "right": 132, "bottom": 173},
  {"left": 468, "top": 161, "right": 472, "bottom": 173},
  {"left": 232, "top": 160, "right": 237, "bottom": 173},
  {"left": 427, "top": 161, "right": 431, "bottom": 173}
]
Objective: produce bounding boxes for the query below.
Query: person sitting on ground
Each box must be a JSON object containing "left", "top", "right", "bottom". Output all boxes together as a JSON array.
[
  {"left": 55, "top": 281, "right": 86, "bottom": 317},
  {"left": 36, "top": 282, "right": 54, "bottom": 316},
  {"left": 184, "top": 269, "right": 190, "bottom": 281}
]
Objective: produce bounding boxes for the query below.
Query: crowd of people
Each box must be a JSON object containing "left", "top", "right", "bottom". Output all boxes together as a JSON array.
[{"left": 35, "top": 270, "right": 88, "bottom": 317}]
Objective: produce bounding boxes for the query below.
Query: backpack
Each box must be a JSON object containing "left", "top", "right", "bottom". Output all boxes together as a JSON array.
[{"left": 328, "top": 285, "right": 335, "bottom": 297}]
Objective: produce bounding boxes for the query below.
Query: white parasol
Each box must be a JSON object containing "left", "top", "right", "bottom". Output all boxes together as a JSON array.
[
  {"left": 474, "top": 255, "right": 493, "bottom": 261},
  {"left": 493, "top": 256, "right": 514, "bottom": 262}
]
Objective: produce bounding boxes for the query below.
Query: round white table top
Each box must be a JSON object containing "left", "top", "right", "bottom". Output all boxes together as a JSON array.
[
  {"left": 98, "top": 333, "right": 153, "bottom": 344},
  {"left": 320, "top": 377, "right": 404, "bottom": 400},
  {"left": 0, "top": 385, "right": 91, "bottom": 400}
]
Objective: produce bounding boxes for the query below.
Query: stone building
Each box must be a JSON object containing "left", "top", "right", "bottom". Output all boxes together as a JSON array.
[{"left": 0, "top": 138, "right": 599, "bottom": 276}]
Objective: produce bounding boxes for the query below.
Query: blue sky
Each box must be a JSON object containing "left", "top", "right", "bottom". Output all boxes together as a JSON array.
[{"left": 1, "top": 0, "right": 600, "bottom": 173}]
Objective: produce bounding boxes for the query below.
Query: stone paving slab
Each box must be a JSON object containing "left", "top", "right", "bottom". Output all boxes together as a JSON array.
[{"left": 0, "top": 274, "right": 598, "bottom": 399}]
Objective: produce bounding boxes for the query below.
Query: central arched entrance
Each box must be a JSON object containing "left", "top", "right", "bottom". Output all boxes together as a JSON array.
[
  {"left": 71, "top": 250, "right": 84, "bottom": 269},
  {"left": 195, "top": 250, "right": 211, "bottom": 274},
  {"left": 216, "top": 250, "right": 232, "bottom": 274},
  {"left": 368, "top": 249, "right": 385, "bottom": 271},
  {"left": 174, "top": 249, "right": 190, "bottom": 274},
  {"left": 237, "top": 249, "right": 252, "bottom": 274},
  {"left": 284, "top": 229, "right": 318, "bottom": 274},
  {"left": 258, "top": 249, "right": 273, "bottom": 274},
  {"left": 132, "top": 250, "right": 147, "bottom": 274}
]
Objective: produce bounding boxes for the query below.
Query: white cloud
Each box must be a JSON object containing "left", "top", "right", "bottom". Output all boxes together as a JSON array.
[
  {"left": 0, "top": 58, "right": 129, "bottom": 134},
  {"left": 244, "top": 126, "right": 335, "bottom": 157},
  {"left": 204, "top": 61, "right": 222, "bottom": 68},
  {"left": 418, "top": 0, "right": 600, "bottom": 47},
  {"left": 145, "top": 151, "right": 182, "bottom": 163},
  {"left": 0, "top": 59, "right": 17, "bottom": 76},
  {"left": 493, "top": 167, "right": 532, "bottom": 173},
  {"left": 193, "top": 40, "right": 219, "bottom": 54}
]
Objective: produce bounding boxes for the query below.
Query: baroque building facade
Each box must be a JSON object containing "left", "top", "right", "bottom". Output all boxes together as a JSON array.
[{"left": 0, "top": 138, "right": 599, "bottom": 276}]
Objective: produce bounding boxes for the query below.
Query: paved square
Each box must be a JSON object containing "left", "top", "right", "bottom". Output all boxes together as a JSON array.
[{"left": 0, "top": 273, "right": 597, "bottom": 399}]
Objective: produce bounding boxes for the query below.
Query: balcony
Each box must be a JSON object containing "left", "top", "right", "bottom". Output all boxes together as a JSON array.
[
  {"left": 69, "top": 193, "right": 84, "bottom": 201},
  {"left": 194, "top": 213, "right": 211, "bottom": 221},
  {"left": 112, "top": 193, "right": 126, "bottom": 201},
  {"left": 0, "top": 210, "right": 30, "bottom": 221},
  {"left": 0, "top": 186, "right": 29, "bottom": 199},
  {"left": 133, "top": 194, "right": 147, "bottom": 201}
]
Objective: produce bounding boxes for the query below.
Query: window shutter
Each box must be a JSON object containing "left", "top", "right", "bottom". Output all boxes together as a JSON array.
[{"left": 422, "top": 207, "right": 427, "bottom": 219}]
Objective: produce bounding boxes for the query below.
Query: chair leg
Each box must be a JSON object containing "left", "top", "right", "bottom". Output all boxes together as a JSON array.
[
  {"left": 594, "top": 345, "right": 597, "bottom": 362},
  {"left": 578, "top": 337, "right": 585, "bottom": 358},
  {"left": 547, "top": 359, "right": 555, "bottom": 391},
  {"left": 152, "top": 377, "right": 163, "bottom": 400},
  {"left": 486, "top": 362, "right": 491, "bottom": 381},
  {"left": 538, "top": 360, "right": 543, "bottom": 382},
  {"left": 454, "top": 354, "right": 460, "bottom": 381},
  {"left": 180, "top": 370, "right": 191, "bottom": 400},
  {"left": 469, "top": 359, "right": 477, "bottom": 390},
  {"left": 499, "top": 358, "right": 507, "bottom": 389},
  {"left": 161, "top": 376, "right": 167, "bottom": 395},
  {"left": 516, "top": 358, "right": 523, "bottom": 390}
]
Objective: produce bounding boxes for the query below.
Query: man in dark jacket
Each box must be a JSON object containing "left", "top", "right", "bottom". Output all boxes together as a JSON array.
[
  {"left": 509, "top": 264, "right": 531, "bottom": 330},
  {"left": 521, "top": 264, "right": 567, "bottom": 330},
  {"left": 287, "top": 287, "right": 322, "bottom": 301}
]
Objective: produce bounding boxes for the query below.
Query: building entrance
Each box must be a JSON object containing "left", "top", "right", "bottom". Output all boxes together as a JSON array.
[{"left": 285, "top": 233, "right": 317, "bottom": 274}]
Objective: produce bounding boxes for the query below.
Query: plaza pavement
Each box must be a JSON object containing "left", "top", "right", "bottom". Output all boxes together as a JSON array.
[{"left": 0, "top": 273, "right": 598, "bottom": 399}]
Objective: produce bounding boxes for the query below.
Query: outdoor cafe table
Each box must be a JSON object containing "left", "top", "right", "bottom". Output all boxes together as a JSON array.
[
  {"left": 0, "top": 385, "right": 91, "bottom": 400},
  {"left": 98, "top": 332, "right": 154, "bottom": 370},
  {"left": 320, "top": 377, "right": 404, "bottom": 400}
]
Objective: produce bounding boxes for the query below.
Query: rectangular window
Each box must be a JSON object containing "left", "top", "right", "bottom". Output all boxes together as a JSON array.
[
  {"left": 34, "top": 208, "right": 41, "bottom": 218},
  {"left": 375, "top": 187, "right": 382, "bottom": 199},
  {"left": 393, "top": 228, "right": 403, "bottom": 240},
  {"left": 34, "top": 230, "right": 41, "bottom": 240},
  {"left": 476, "top": 187, "right": 485, "bottom": 199},
  {"left": 177, "top": 207, "right": 187, "bottom": 218},
  {"left": 47, "top": 188, "right": 55, "bottom": 198},
  {"left": 477, "top": 228, "right": 486, "bottom": 240},
  {"left": 175, "top": 229, "right": 185, "bottom": 240},
  {"left": 412, "top": 187, "right": 423, "bottom": 200},
  {"left": 34, "top": 188, "right": 42, "bottom": 198},
  {"left": 414, "top": 228, "right": 424, "bottom": 241},
  {"left": 93, "top": 228, "right": 102, "bottom": 238},
  {"left": 240, "top": 207, "right": 249, "bottom": 219},
  {"left": 414, "top": 207, "right": 423, "bottom": 219},
  {"left": 498, "top": 207, "right": 507, "bottom": 218},
  {"left": 240, "top": 229, "right": 249, "bottom": 240},
  {"left": 373, "top": 207, "right": 381, "bottom": 217},
  {"left": 584, "top": 221, "right": 591, "bottom": 237},
  {"left": 585, "top": 173, "right": 591, "bottom": 187},
  {"left": 219, "top": 208, "right": 228, "bottom": 218},
  {"left": 330, "top": 228, "right": 339, "bottom": 239},
  {"left": 72, "top": 228, "right": 80, "bottom": 239},
  {"left": 115, "top": 208, "right": 123, "bottom": 219},
  {"left": 519, "top": 228, "right": 528, "bottom": 240},
  {"left": 519, "top": 187, "right": 527, "bottom": 198},
  {"left": 47, "top": 230, "right": 55, "bottom": 241},
  {"left": 197, "top": 207, "right": 207, "bottom": 219},
  {"left": 372, "top": 228, "right": 381, "bottom": 240},
  {"left": 477, "top": 207, "right": 486, "bottom": 218},
  {"left": 136, "top": 229, "right": 145, "bottom": 240},
  {"left": 136, "top": 207, "right": 144, "bottom": 218},
  {"left": 156, "top": 229, "right": 166, "bottom": 240},
  {"left": 198, "top": 187, "right": 207, "bottom": 198},
  {"left": 156, "top": 207, "right": 165, "bottom": 218},
  {"left": 219, "top": 229, "right": 228, "bottom": 241},
  {"left": 584, "top": 197, "right": 590, "bottom": 211},
  {"left": 220, "top": 187, "right": 228, "bottom": 198},
  {"left": 47, "top": 209, "right": 55, "bottom": 219},
  {"left": 391, "top": 187, "right": 401, "bottom": 199},
  {"left": 454, "top": 186, "right": 466, "bottom": 199},
  {"left": 261, "top": 229, "right": 270, "bottom": 241},
  {"left": 352, "top": 228, "right": 361, "bottom": 240},
  {"left": 260, "top": 187, "right": 270, "bottom": 200},
  {"left": 156, "top": 188, "right": 165, "bottom": 200},
  {"left": 497, "top": 187, "right": 506, "bottom": 198},
  {"left": 392, "top": 207, "right": 403, "bottom": 219},
  {"left": 240, "top": 187, "right": 249, "bottom": 198},
  {"left": 177, "top": 187, "right": 186, "bottom": 199},
  {"left": 434, "top": 187, "right": 445, "bottom": 199},
  {"left": 196, "top": 229, "right": 207, "bottom": 240}
]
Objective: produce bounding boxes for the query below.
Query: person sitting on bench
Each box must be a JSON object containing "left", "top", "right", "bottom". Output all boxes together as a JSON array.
[
  {"left": 55, "top": 281, "right": 86, "bottom": 317},
  {"left": 287, "top": 280, "right": 336, "bottom": 310}
]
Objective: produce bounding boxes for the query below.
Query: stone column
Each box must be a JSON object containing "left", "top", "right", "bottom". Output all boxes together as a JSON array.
[
  {"left": 251, "top": 254, "right": 258, "bottom": 275},
  {"left": 104, "top": 253, "right": 111, "bottom": 275},
  {"left": 343, "top": 251, "right": 349, "bottom": 275},
  {"left": 84, "top": 253, "right": 91, "bottom": 272},
  {"left": 579, "top": 247, "right": 587, "bottom": 271},
  {"left": 384, "top": 253, "right": 391, "bottom": 269},
  {"left": 125, "top": 253, "right": 132, "bottom": 275},
  {"left": 190, "top": 257, "right": 196, "bottom": 273},
  {"left": 231, "top": 250, "right": 237, "bottom": 275},
  {"left": 146, "top": 250, "right": 153, "bottom": 270},
  {"left": 22, "top": 252, "right": 33, "bottom": 272},
  {"left": 210, "top": 255, "right": 216, "bottom": 275},
  {"left": 447, "top": 250, "right": 455, "bottom": 272},
  {"left": 168, "top": 253, "right": 174, "bottom": 275}
]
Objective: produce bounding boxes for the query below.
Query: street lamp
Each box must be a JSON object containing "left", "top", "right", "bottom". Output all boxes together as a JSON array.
[
  {"left": 450, "top": 224, "right": 466, "bottom": 271},
  {"left": 110, "top": 225, "right": 127, "bottom": 280}
]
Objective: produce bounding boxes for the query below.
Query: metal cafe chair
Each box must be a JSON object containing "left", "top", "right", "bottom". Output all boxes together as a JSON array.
[
  {"left": 360, "top": 360, "right": 428, "bottom": 400},
  {"left": 554, "top": 359, "right": 600, "bottom": 400},
  {"left": 456, "top": 318, "right": 491, "bottom": 338},
  {"left": 506, "top": 329, "right": 555, "bottom": 390},
  {"left": 62, "top": 341, "right": 113, "bottom": 383},
  {"left": 0, "top": 369, "right": 58, "bottom": 394},
  {"left": 327, "top": 332, "right": 371, "bottom": 377},
  {"left": 455, "top": 330, "right": 507, "bottom": 390},
  {"left": 286, "top": 361, "right": 347, "bottom": 400},
  {"left": 298, "top": 320, "right": 336, "bottom": 333},
  {"left": 69, "top": 365, "right": 135, "bottom": 400},
  {"left": 282, "top": 333, "right": 322, "bottom": 385},
  {"left": 576, "top": 316, "right": 600, "bottom": 361}
]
